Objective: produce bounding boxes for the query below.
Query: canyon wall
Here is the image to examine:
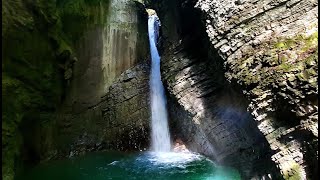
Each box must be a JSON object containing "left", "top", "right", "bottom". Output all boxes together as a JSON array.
[
  {"left": 2, "top": 0, "right": 151, "bottom": 179},
  {"left": 56, "top": 63, "right": 151, "bottom": 158},
  {"left": 196, "top": 0, "right": 318, "bottom": 179},
  {"left": 152, "top": 0, "right": 279, "bottom": 178},
  {"left": 153, "top": 0, "right": 318, "bottom": 179},
  {"left": 3, "top": 0, "right": 69, "bottom": 179},
  {"left": 63, "top": 0, "right": 149, "bottom": 112},
  {"left": 53, "top": 0, "right": 151, "bottom": 156}
]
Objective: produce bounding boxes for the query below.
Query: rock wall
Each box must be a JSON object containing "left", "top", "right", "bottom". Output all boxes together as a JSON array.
[
  {"left": 51, "top": 0, "right": 151, "bottom": 157},
  {"left": 162, "top": 49, "right": 278, "bottom": 178},
  {"left": 3, "top": 0, "right": 69, "bottom": 179},
  {"left": 64, "top": 0, "right": 149, "bottom": 112},
  {"left": 55, "top": 63, "right": 151, "bottom": 158},
  {"left": 195, "top": 0, "right": 318, "bottom": 179},
  {"left": 2, "top": 0, "right": 151, "bottom": 179},
  {"left": 151, "top": 0, "right": 280, "bottom": 178},
  {"left": 153, "top": 0, "right": 318, "bottom": 179},
  {"left": 22, "top": 0, "right": 151, "bottom": 161}
]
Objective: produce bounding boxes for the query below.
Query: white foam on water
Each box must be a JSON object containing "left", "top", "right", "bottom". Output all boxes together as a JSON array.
[
  {"left": 108, "top": 161, "right": 119, "bottom": 165},
  {"left": 147, "top": 152, "right": 204, "bottom": 166}
]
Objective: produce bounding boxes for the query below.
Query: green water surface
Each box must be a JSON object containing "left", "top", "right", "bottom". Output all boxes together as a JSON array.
[{"left": 17, "top": 151, "right": 241, "bottom": 180}]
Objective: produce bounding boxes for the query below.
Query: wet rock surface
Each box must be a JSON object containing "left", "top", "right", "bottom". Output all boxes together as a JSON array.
[
  {"left": 64, "top": 0, "right": 149, "bottom": 113},
  {"left": 56, "top": 0, "right": 151, "bottom": 159}
]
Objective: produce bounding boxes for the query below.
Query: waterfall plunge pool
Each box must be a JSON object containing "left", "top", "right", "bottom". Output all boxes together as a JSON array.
[
  {"left": 18, "top": 10, "right": 240, "bottom": 180},
  {"left": 17, "top": 151, "right": 241, "bottom": 180}
]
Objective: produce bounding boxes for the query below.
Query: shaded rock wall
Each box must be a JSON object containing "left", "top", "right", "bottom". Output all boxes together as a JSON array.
[
  {"left": 151, "top": 0, "right": 280, "bottom": 178},
  {"left": 162, "top": 49, "right": 278, "bottom": 178},
  {"left": 2, "top": 0, "right": 70, "bottom": 179},
  {"left": 152, "top": 0, "right": 318, "bottom": 179},
  {"left": 2, "top": 0, "right": 151, "bottom": 179},
  {"left": 51, "top": 0, "right": 150, "bottom": 156},
  {"left": 195, "top": 0, "right": 318, "bottom": 179},
  {"left": 17, "top": 62, "right": 151, "bottom": 174}
]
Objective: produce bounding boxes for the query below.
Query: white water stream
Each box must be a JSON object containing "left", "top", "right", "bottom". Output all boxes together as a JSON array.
[{"left": 148, "top": 14, "right": 171, "bottom": 152}]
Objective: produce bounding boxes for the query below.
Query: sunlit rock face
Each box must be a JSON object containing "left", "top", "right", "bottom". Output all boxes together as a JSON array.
[
  {"left": 3, "top": 1, "right": 151, "bottom": 179},
  {"left": 154, "top": 0, "right": 318, "bottom": 179},
  {"left": 55, "top": 0, "right": 151, "bottom": 156},
  {"left": 3, "top": 1, "right": 150, "bottom": 177},
  {"left": 65, "top": 0, "right": 149, "bottom": 112}
]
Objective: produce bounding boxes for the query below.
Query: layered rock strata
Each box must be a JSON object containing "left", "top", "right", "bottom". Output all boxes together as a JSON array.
[
  {"left": 152, "top": 0, "right": 280, "bottom": 178},
  {"left": 56, "top": 63, "right": 151, "bottom": 158},
  {"left": 195, "top": 0, "right": 318, "bottom": 179},
  {"left": 152, "top": 0, "right": 318, "bottom": 179},
  {"left": 162, "top": 47, "right": 278, "bottom": 178}
]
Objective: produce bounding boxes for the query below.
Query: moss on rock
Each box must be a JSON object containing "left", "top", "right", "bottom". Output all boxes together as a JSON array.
[
  {"left": 224, "top": 30, "right": 318, "bottom": 179},
  {"left": 2, "top": 0, "right": 111, "bottom": 179},
  {"left": 228, "top": 31, "right": 318, "bottom": 99}
]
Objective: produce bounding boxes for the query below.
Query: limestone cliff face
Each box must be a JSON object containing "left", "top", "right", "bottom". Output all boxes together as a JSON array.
[
  {"left": 153, "top": 0, "right": 279, "bottom": 178},
  {"left": 162, "top": 49, "right": 277, "bottom": 178},
  {"left": 58, "top": 63, "right": 151, "bottom": 158},
  {"left": 53, "top": 0, "right": 151, "bottom": 156},
  {"left": 195, "top": 0, "right": 318, "bottom": 179},
  {"left": 64, "top": 0, "right": 149, "bottom": 112},
  {"left": 154, "top": 0, "right": 318, "bottom": 179},
  {"left": 2, "top": 0, "right": 150, "bottom": 179},
  {"left": 23, "top": 0, "right": 151, "bottom": 161}
]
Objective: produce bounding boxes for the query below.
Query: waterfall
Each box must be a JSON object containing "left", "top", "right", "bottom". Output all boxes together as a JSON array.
[{"left": 148, "top": 13, "right": 171, "bottom": 152}]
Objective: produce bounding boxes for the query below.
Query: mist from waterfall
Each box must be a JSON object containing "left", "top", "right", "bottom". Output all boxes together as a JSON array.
[{"left": 148, "top": 13, "right": 171, "bottom": 152}]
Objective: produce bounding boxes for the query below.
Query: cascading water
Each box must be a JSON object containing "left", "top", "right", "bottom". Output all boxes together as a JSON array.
[{"left": 148, "top": 12, "right": 171, "bottom": 152}]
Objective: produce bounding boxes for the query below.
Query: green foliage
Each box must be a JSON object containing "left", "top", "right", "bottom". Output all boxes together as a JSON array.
[
  {"left": 274, "top": 42, "right": 286, "bottom": 49},
  {"left": 283, "top": 163, "right": 303, "bottom": 180}
]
